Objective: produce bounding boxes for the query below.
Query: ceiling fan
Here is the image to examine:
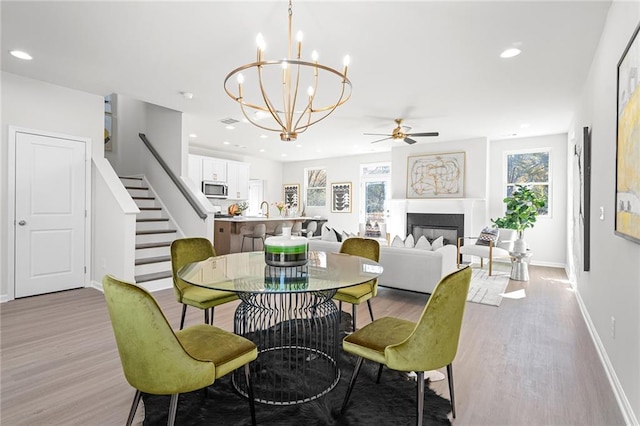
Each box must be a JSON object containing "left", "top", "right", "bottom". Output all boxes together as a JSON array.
[{"left": 365, "top": 118, "right": 439, "bottom": 145}]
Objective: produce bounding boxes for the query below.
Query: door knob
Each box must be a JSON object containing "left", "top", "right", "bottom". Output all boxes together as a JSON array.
[{"left": 18, "top": 220, "right": 26, "bottom": 226}]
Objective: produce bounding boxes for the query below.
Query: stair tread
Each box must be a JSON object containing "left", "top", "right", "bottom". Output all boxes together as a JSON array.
[
  {"left": 132, "top": 196, "right": 155, "bottom": 200},
  {"left": 139, "top": 207, "right": 162, "bottom": 211},
  {"left": 126, "top": 186, "right": 149, "bottom": 190},
  {"left": 137, "top": 218, "right": 169, "bottom": 222},
  {"left": 135, "top": 255, "right": 171, "bottom": 265},
  {"left": 136, "top": 242, "right": 171, "bottom": 249},
  {"left": 136, "top": 229, "right": 177, "bottom": 235},
  {"left": 120, "top": 176, "right": 143, "bottom": 180},
  {"left": 135, "top": 271, "right": 173, "bottom": 283}
]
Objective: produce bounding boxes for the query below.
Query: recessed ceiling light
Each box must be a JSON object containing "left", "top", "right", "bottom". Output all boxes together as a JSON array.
[
  {"left": 10, "top": 50, "right": 32, "bottom": 60},
  {"left": 180, "top": 91, "right": 193, "bottom": 99},
  {"left": 296, "top": 144, "right": 302, "bottom": 148},
  {"left": 223, "top": 141, "right": 231, "bottom": 145},
  {"left": 281, "top": 153, "right": 287, "bottom": 157},
  {"left": 259, "top": 148, "right": 265, "bottom": 152},
  {"left": 500, "top": 48, "right": 521, "bottom": 59},
  {"left": 260, "top": 134, "right": 268, "bottom": 139},
  {"left": 225, "top": 125, "right": 235, "bottom": 130},
  {"left": 189, "top": 133, "right": 198, "bottom": 138}
]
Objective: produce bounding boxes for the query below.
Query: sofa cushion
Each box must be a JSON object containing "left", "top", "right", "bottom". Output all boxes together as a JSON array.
[
  {"left": 404, "top": 234, "right": 415, "bottom": 248},
  {"left": 475, "top": 227, "right": 499, "bottom": 246},
  {"left": 391, "top": 235, "right": 405, "bottom": 247},
  {"left": 431, "top": 236, "right": 444, "bottom": 250},
  {"left": 415, "top": 235, "right": 431, "bottom": 250}
]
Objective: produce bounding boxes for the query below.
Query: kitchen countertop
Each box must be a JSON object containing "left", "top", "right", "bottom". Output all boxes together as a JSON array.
[{"left": 214, "top": 216, "right": 310, "bottom": 222}]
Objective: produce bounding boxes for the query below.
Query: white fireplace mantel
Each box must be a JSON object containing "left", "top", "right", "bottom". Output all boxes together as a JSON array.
[{"left": 387, "top": 198, "right": 487, "bottom": 239}]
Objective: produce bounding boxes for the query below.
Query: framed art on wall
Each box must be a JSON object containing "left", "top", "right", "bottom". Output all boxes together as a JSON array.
[
  {"left": 331, "top": 182, "right": 352, "bottom": 213},
  {"left": 406, "top": 152, "right": 465, "bottom": 198},
  {"left": 615, "top": 22, "right": 640, "bottom": 244},
  {"left": 283, "top": 184, "right": 300, "bottom": 210}
]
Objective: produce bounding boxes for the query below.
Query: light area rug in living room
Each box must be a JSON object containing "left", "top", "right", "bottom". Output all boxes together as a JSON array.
[{"left": 466, "top": 263, "right": 511, "bottom": 307}]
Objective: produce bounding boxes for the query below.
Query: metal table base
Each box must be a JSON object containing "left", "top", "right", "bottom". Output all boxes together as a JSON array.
[{"left": 232, "top": 290, "right": 340, "bottom": 405}]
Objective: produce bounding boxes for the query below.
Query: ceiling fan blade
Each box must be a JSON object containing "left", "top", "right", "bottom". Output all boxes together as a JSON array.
[
  {"left": 364, "top": 132, "right": 393, "bottom": 136},
  {"left": 404, "top": 137, "right": 418, "bottom": 145},
  {"left": 406, "top": 132, "right": 439, "bottom": 137},
  {"left": 371, "top": 137, "right": 393, "bottom": 144}
]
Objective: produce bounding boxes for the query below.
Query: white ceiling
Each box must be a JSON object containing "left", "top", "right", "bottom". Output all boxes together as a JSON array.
[{"left": 1, "top": 0, "right": 611, "bottom": 162}]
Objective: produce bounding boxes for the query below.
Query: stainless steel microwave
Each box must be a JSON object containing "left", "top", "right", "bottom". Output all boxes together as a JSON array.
[{"left": 202, "top": 181, "right": 228, "bottom": 198}]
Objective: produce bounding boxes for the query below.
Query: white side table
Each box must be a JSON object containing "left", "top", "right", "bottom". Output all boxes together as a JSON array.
[{"left": 509, "top": 251, "right": 532, "bottom": 281}]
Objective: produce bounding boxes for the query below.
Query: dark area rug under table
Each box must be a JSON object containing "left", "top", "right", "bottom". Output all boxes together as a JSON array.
[{"left": 142, "top": 313, "right": 452, "bottom": 425}]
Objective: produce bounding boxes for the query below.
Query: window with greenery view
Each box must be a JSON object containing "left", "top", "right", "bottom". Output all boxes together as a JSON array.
[
  {"left": 506, "top": 150, "right": 550, "bottom": 216},
  {"left": 305, "top": 168, "right": 326, "bottom": 207},
  {"left": 360, "top": 163, "right": 391, "bottom": 226}
]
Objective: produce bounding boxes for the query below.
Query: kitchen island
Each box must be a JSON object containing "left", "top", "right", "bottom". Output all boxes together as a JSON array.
[{"left": 213, "top": 216, "right": 309, "bottom": 254}]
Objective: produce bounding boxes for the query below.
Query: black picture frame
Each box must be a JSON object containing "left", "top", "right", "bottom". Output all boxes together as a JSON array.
[
  {"left": 583, "top": 127, "right": 591, "bottom": 271},
  {"left": 615, "top": 22, "right": 640, "bottom": 244}
]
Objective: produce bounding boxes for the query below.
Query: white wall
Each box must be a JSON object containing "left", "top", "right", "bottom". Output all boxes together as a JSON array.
[
  {"left": 1, "top": 72, "right": 103, "bottom": 298},
  {"left": 283, "top": 152, "right": 392, "bottom": 233},
  {"left": 570, "top": 1, "right": 640, "bottom": 422},
  {"left": 489, "top": 134, "right": 568, "bottom": 267}
]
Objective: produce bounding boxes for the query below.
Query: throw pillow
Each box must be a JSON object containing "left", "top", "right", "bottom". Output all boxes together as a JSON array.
[
  {"left": 404, "top": 234, "right": 415, "bottom": 248},
  {"left": 342, "top": 231, "right": 350, "bottom": 241},
  {"left": 333, "top": 228, "right": 343, "bottom": 242},
  {"left": 431, "top": 236, "right": 444, "bottom": 250},
  {"left": 321, "top": 226, "right": 334, "bottom": 241},
  {"left": 475, "top": 227, "right": 500, "bottom": 246},
  {"left": 391, "top": 235, "right": 405, "bottom": 247},
  {"left": 415, "top": 235, "right": 432, "bottom": 250}
]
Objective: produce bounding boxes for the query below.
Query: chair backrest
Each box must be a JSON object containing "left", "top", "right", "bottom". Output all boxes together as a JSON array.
[
  {"left": 496, "top": 228, "right": 518, "bottom": 251},
  {"left": 306, "top": 221, "right": 318, "bottom": 236},
  {"left": 291, "top": 221, "right": 302, "bottom": 235},
  {"left": 339, "top": 237, "right": 381, "bottom": 295},
  {"left": 384, "top": 266, "right": 472, "bottom": 372},
  {"left": 252, "top": 223, "right": 266, "bottom": 237},
  {"left": 171, "top": 237, "right": 216, "bottom": 301},
  {"left": 102, "top": 275, "right": 215, "bottom": 394}
]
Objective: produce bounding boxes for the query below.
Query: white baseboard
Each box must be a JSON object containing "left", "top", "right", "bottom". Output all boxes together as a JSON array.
[
  {"left": 0, "top": 293, "right": 11, "bottom": 303},
  {"left": 574, "top": 287, "right": 639, "bottom": 425}
]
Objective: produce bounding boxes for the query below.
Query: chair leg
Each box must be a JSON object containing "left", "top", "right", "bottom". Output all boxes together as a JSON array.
[
  {"left": 125, "top": 390, "right": 142, "bottom": 426},
  {"left": 352, "top": 304, "right": 357, "bottom": 332},
  {"left": 489, "top": 257, "right": 493, "bottom": 276},
  {"left": 210, "top": 307, "right": 215, "bottom": 325},
  {"left": 341, "top": 356, "right": 364, "bottom": 414},
  {"left": 179, "top": 304, "right": 187, "bottom": 330},
  {"left": 376, "top": 364, "right": 384, "bottom": 384},
  {"left": 366, "top": 299, "right": 374, "bottom": 322},
  {"left": 416, "top": 371, "right": 425, "bottom": 426},
  {"left": 447, "top": 363, "right": 456, "bottom": 418},
  {"left": 204, "top": 308, "right": 210, "bottom": 325},
  {"left": 241, "top": 236, "right": 246, "bottom": 252},
  {"left": 244, "top": 363, "right": 257, "bottom": 426},
  {"left": 167, "top": 394, "right": 179, "bottom": 426}
]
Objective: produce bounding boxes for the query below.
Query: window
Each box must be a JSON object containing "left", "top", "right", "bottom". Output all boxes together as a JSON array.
[
  {"left": 305, "top": 168, "right": 326, "bottom": 207},
  {"left": 360, "top": 162, "right": 391, "bottom": 227},
  {"left": 505, "top": 150, "right": 550, "bottom": 216}
]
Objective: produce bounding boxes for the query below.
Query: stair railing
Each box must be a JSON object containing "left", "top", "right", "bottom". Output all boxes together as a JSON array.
[{"left": 138, "top": 133, "right": 207, "bottom": 220}]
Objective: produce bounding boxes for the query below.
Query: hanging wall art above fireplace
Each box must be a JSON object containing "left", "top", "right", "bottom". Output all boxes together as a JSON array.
[{"left": 406, "top": 152, "right": 465, "bottom": 198}]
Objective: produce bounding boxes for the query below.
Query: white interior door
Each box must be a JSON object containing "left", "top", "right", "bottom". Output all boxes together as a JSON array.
[
  {"left": 14, "top": 132, "right": 87, "bottom": 298},
  {"left": 248, "top": 180, "right": 264, "bottom": 216}
]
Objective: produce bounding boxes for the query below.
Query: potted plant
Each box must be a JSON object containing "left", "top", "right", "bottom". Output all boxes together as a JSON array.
[{"left": 491, "top": 184, "right": 546, "bottom": 253}]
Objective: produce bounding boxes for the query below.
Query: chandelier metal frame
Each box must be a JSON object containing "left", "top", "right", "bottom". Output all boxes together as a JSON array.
[{"left": 223, "top": 1, "right": 352, "bottom": 142}]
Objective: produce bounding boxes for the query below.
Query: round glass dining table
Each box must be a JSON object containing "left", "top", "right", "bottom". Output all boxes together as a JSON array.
[{"left": 178, "top": 250, "right": 383, "bottom": 406}]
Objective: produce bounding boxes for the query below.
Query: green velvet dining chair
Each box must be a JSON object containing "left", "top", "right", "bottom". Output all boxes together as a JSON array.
[
  {"left": 171, "top": 237, "right": 239, "bottom": 329},
  {"left": 102, "top": 274, "right": 257, "bottom": 426},
  {"left": 333, "top": 237, "right": 381, "bottom": 331},
  {"left": 340, "top": 266, "right": 472, "bottom": 426}
]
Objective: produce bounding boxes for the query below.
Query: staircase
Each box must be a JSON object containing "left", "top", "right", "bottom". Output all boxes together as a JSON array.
[{"left": 120, "top": 176, "right": 177, "bottom": 290}]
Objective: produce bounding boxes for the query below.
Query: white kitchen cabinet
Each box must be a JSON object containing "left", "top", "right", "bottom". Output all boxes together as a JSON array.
[
  {"left": 187, "top": 155, "right": 203, "bottom": 187},
  {"left": 227, "top": 161, "right": 250, "bottom": 200},
  {"left": 202, "top": 157, "right": 227, "bottom": 182}
]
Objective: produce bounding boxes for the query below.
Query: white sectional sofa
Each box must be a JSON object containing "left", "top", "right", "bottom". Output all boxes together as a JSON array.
[{"left": 307, "top": 239, "right": 458, "bottom": 294}]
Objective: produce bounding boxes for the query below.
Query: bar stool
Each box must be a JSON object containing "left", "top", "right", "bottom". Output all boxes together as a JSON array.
[
  {"left": 303, "top": 221, "right": 318, "bottom": 237},
  {"left": 291, "top": 221, "right": 303, "bottom": 236},
  {"left": 242, "top": 224, "right": 266, "bottom": 252}
]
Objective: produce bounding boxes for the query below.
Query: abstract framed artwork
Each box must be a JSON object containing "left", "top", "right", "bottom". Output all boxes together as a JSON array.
[
  {"left": 615, "top": 22, "right": 640, "bottom": 244},
  {"left": 331, "top": 182, "right": 352, "bottom": 213},
  {"left": 283, "top": 184, "right": 300, "bottom": 210},
  {"left": 406, "top": 152, "right": 465, "bottom": 198}
]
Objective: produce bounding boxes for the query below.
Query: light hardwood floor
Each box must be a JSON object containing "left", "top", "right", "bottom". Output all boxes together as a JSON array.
[{"left": 0, "top": 265, "right": 625, "bottom": 425}]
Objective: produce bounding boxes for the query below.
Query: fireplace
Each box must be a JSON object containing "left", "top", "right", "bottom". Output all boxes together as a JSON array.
[{"left": 406, "top": 213, "right": 464, "bottom": 246}]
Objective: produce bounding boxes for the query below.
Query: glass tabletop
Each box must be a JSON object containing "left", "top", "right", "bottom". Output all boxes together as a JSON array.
[{"left": 177, "top": 250, "right": 383, "bottom": 294}]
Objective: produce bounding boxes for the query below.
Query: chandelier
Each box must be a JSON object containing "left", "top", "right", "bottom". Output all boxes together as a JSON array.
[{"left": 223, "top": 1, "right": 352, "bottom": 142}]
